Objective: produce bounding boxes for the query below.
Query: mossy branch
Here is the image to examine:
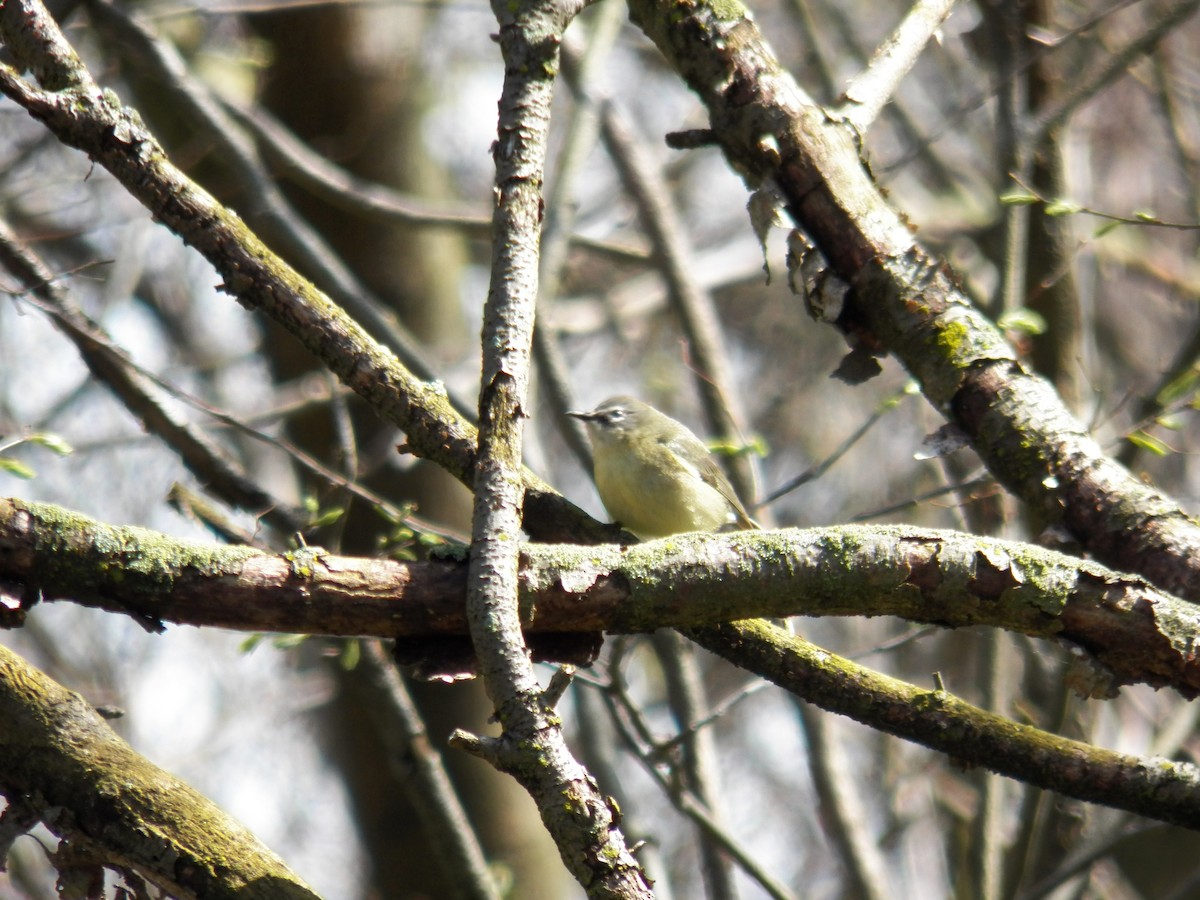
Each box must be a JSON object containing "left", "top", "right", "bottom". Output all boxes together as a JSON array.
[
  {"left": 0, "top": 0, "right": 609, "bottom": 545},
  {"left": 624, "top": 0, "right": 1200, "bottom": 602},
  {"left": 0, "top": 643, "right": 320, "bottom": 899},
  {"left": 687, "top": 620, "right": 1200, "bottom": 831},
  {"left": 4, "top": 497, "right": 1198, "bottom": 697}
]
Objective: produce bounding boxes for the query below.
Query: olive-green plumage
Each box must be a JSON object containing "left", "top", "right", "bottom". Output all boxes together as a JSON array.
[{"left": 569, "top": 396, "right": 758, "bottom": 539}]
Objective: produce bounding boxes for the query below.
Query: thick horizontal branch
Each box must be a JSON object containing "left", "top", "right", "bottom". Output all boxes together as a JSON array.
[
  {"left": 3, "top": 498, "right": 1198, "bottom": 696},
  {"left": 0, "top": 643, "right": 319, "bottom": 900}
]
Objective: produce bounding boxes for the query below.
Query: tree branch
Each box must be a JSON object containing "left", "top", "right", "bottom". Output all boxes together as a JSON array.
[
  {"left": 4, "top": 497, "right": 1199, "bottom": 696},
  {"left": 0, "top": 643, "right": 320, "bottom": 900},
  {"left": 838, "top": 0, "right": 958, "bottom": 132},
  {"left": 0, "top": 0, "right": 608, "bottom": 545},
  {"left": 624, "top": 0, "right": 1200, "bottom": 603},
  {"left": 458, "top": 0, "right": 653, "bottom": 894},
  {"left": 685, "top": 619, "right": 1200, "bottom": 831},
  {"left": 0, "top": 215, "right": 308, "bottom": 535},
  {"left": 357, "top": 641, "right": 501, "bottom": 900}
]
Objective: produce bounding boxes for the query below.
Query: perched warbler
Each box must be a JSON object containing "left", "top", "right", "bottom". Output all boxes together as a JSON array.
[{"left": 568, "top": 396, "right": 759, "bottom": 539}]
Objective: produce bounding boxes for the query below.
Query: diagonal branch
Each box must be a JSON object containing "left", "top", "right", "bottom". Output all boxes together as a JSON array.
[
  {"left": 83, "top": 0, "right": 473, "bottom": 414},
  {"left": 0, "top": 0, "right": 608, "bottom": 545},
  {"left": 685, "top": 619, "right": 1200, "bottom": 832},
  {"left": 838, "top": 0, "right": 959, "bottom": 132},
  {"left": 0, "top": 643, "right": 320, "bottom": 900},
  {"left": 625, "top": 0, "right": 1200, "bottom": 603},
  {"left": 0, "top": 216, "right": 308, "bottom": 535}
]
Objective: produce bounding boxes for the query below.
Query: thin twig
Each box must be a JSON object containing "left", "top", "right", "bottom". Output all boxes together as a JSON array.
[
  {"left": 602, "top": 658, "right": 796, "bottom": 900},
  {"left": 84, "top": 0, "right": 477, "bottom": 417},
  {"left": 223, "top": 98, "right": 651, "bottom": 265},
  {"left": 0, "top": 215, "right": 308, "bottom": 534},
  {"left": 359, "top": 641, "right": 501, "bottom": 900},
  {"left": 794, "top": 701, "right": 890, "bottom": 900},
  {"left": 760, "top": 383, "right": 912, "bottom": 508},
  {"left": 562, "top": 50, "right": 762, "bottom": 506},
  {"left": 652, "top": 632, "right": 739, "bottom": 900},
  {"left": 839, "top": 0, "right": 959, "bottom": 133},
  {"left": 534, "top": 4, "right": 626, "bottom": 471},
  {"left": 1023, "top": 0, "right": 1200, "bottom": 150}
]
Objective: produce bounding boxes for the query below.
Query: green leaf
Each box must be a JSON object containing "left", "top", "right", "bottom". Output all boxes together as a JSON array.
[
  {"left": 1094, "top": 220, "right": 1123, "bottom": 238},
  {"left": 0, "top": 457, "right": 36, "bottom": 479},
  {"left": 1134, "top": 210, "right": 1159, "bottom": 223},
  {"left": 1126, "top": 430, "right": 1171, "bottom": 456},
  {"left": 240, "top": 633, "right": 265, "bottom": 653},
  {"left": 1044, "top": 199, "right": 1083, "bottom": 217},
  {"left": 308, "top": 506, "right": 346, "bottom": 528},
  {"left": 338, "top": 639, "right": 361, "bottom": 671},
  {"left": 26, "top": 432, "right": 73, "bottom": 456},
  {"left": 389, "top": 526, "right": 415, "bottom": 543},
  {"left": 999, "top": 190, "right": 1039, "bottom": 206},
  {"left": 376, "top": 506, "right": 403, "bottom": 524},
  {"left": 998, "top": 308, "right": 1047, "bottom": 336},
  {"left": 1156, "top": 368, "right": 1200, "bottom": 407},
  {"left": 708, "top": 437, "right": 768, "bottom": 459}
]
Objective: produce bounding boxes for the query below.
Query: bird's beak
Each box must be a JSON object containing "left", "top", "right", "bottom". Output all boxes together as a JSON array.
[{"left": 566, "top": 409, "right": 595, "bottom": 421}]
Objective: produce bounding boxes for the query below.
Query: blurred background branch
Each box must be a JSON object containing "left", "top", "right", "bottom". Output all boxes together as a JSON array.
[{"left": 5, "top": 0, "right": 1200, "bottom": 896}]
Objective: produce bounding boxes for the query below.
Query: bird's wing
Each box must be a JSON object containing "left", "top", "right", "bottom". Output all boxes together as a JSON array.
[{"left": 666, "top": 433, "right": 760, "bottom": 530}]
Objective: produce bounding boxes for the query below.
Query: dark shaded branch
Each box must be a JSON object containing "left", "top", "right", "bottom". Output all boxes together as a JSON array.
[
  {"left": 82, "top": 0, "right": 474, "bottom": 415},
  {"left": 357, "top": 642, "right": 502, "bottom": 900},
  {"left": 0, "top": 216, "right": 308, "bottom": 534}
]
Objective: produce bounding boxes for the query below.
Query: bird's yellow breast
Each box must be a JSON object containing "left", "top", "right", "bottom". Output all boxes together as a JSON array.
[{"left": 592, "top": 439, "right": 731, "bottom": 538}]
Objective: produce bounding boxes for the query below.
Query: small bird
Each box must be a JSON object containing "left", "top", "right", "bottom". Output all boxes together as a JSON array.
[{"left": 568, "top": 396, "right": 759, "bottom": 539}]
